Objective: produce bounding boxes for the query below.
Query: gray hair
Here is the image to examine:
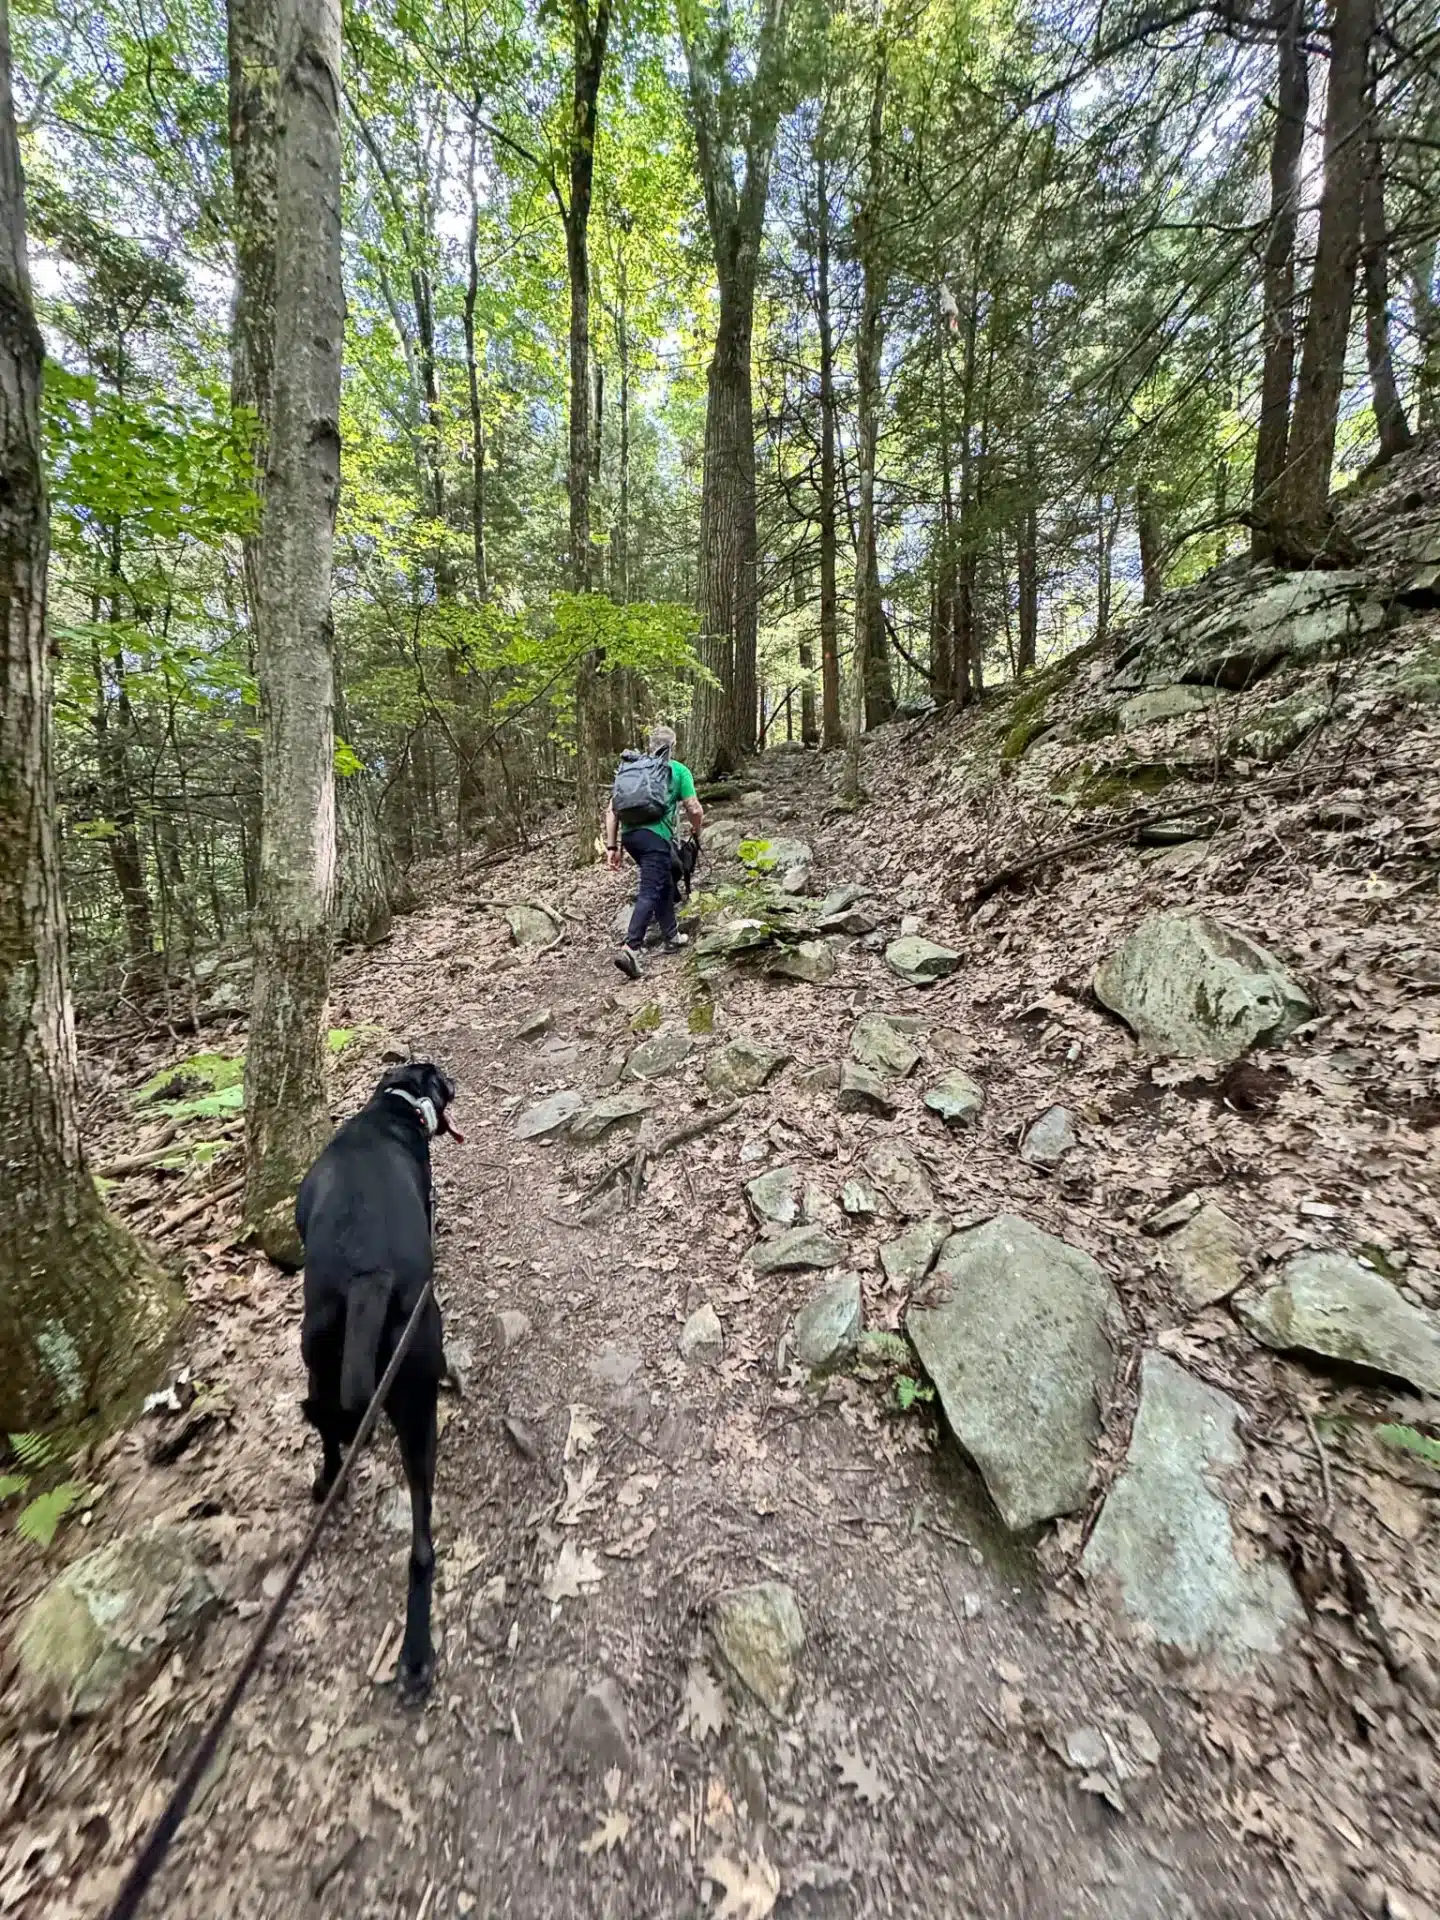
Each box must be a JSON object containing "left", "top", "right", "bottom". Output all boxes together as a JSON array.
[{"left": 648, "top": 724, "right": 677, "bottom": 757}]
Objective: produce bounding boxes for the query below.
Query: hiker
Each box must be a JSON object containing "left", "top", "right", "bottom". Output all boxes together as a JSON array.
[{"left": 604, "top": 724, "right": 704, "bottom": 979}]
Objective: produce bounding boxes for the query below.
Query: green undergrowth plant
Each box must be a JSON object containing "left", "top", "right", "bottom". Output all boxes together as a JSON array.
[
  {"left": 1376, "top": 1424, "right": 1440, "bottom": 1471},
  {"left": 1, "top": 1430, "right": 96, "bottom": 1551}
]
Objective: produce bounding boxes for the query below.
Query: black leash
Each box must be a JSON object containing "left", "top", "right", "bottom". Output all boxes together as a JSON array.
[{"left": 105, "top": 1279, "right": 436, "bottom": 1920}]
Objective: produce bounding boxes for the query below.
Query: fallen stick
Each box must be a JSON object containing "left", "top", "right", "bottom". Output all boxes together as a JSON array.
[
  {"left": 152, "top": 1174, "right": 244, "bottom": 1238},
  {"left": 96, "top": 1120, "right": 181, "bottom": 1177},
  {"left": 580, "top": 1101, "right": 745, "bottom": 1206}
]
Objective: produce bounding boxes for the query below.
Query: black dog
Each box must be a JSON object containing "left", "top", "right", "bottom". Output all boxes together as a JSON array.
[
  {"left": 295, "top": 1061, "right": 463, "bottom": 1697},
  {"left": 671, "top": 835, "right": 701, "bottom": 900}
]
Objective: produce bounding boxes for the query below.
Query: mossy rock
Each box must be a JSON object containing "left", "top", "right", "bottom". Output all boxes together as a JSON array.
[
  {"left": 1001, "top": 715, "right": 1055, "bottom": 762},
  {"left": 1061, "top": 761, "right": 1187, "bottom": 810},
  {"left": 1069, "top": 705, "right": 1121, "bottom": 743},
  {"left": 137, "top": 1053, "right": 246, "bottom": 1119},
  {"left": 687, "top": 999, "right": 715, "bottom": 1035},
  {"left": 629, "top": 1002, "right": 663, "bottom": 1033}
]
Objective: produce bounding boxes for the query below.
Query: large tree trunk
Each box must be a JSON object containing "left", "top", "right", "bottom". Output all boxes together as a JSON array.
[
  {"left": 932, "top": 333, "right": 958, "bottom": 706},
  {"left": 0, "top": 7, "right": 179, "bottom": 1431},
  {"left": 463, "top": 123, "right": 489, "bottom": 601},
  {"left": 226, "top": 0, "right": 277, "bottom": 919},
  {"left": 1250, "top": 0, "right": 1308, "bottom": 562},
  {"left": 842, "top": 48, "right": 886, "bottom": 803},
  {"left": 335, "top": 771, "right": 393, "bottom": 949},
  {"left": 815, "top": 137, "right": 842, "bottom": 749},
  {"left": 1275, "top": 0, "right": 1373, "bottom": 551},
  {"left": 1360, "top": 86, "right": 1412, "bottom": 464},
  {"left": 243, "top": 0, "right": 343, "bottom": 1266},
  {"left": 862, "top": 511, "right": 894, "bottom": 726},
  {"left": 1016, "top": 500, "right": 1038, "bottom": 674},
  {"left": 89, "top": 624, "right": 155, "bottom": 980},
  {"left": 1410, "top": 242, "right": 1440, "bottom": 431},
  {"left": 1138, "top": 481, "right": 1165, "bottom": 605}
]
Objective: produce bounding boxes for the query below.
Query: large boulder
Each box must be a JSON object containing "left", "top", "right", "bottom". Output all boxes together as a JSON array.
[
  {"left": 1235, "top": 1253, "right": 1440, "bottom": 1396},
  {"left": 17, "top": 1524, "right": 219, "bottom": 1716},
  {"left": 1118, "top": 685, "right": 1224, "bottom": 730},
  {"left": 837, "top": 1061, "right": 898, "bottom": 1114},
  {"left": 1094, "top": 912, "right": 1315, "bottom": 1060},
  {"left": 1082, "top": 1355, "right": 1302, "bottom": 1662},
  {"left": 767, "top": 940, "right": 837, "bottom": 984},
  {"left": 906, "top": 1215, "right": 1121, "bottom": 1530},
  {"left": 1112, "top": 569, "right": 1386, "bottom": 692},
  {"left": 625, "top": 1027, "right": 693, "bottom": 1079},
  {"left": 739, "top": 836, "right": 812, "bottom": 876}
]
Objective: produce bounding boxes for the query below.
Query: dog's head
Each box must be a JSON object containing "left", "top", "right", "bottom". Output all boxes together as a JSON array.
[{"left": 375, "top": 1061, "right": 464, "bottom": 1144}]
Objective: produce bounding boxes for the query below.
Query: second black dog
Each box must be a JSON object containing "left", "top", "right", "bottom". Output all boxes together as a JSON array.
[
  {"left": 671, "top": 834, "right": 701, "bottom": 900},
  {"left": 295, "top": 1061, "right": 462, "bottom": 1696}
]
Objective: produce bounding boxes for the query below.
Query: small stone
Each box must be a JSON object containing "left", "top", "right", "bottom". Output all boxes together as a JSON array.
[
  {"left": 1020, "top": 1106, "right": 1078, "bottom": 1168},
  {"left": 588, "top": 1344, "right": 643, "bottom": 1389},
  {"left": 468, "top": 1575, "right": 508, "bottom": 1650},
  {"left": 865, "top": 1144, "right": 934, "bottom": 1218},
  {"left": 745, "top": 1166, "right": 799, "bottom": 1226},
  {"left": 899, "top": 914, "right": 923, "bottom": 937},
  {"left": 779, "top": 864, "right": 812, "bottom": 895},
  {"left": 749, "top": 1223, "right": 846, "bottom": 1276},
  {"left": 850, "top": 1013, "right": 922, "bottom": 1077},
  {"left": 493, "top": 1309, "right": 531, "bottom": 1351},
  {"left": 1235, "top": 1254, "right": 1440, "bottom": 1396},
  {"left": 695, "top": 921, "right": 774, "bottom": 961},
  {"left": 711, "top": 1583, "right": 805, "bottom": 1716},
  {"left": 625, "top": 1028, "right": 693, "bottom": 1080},
  {"left": 569, "top": 1090, "right": 653, "bottom": 1144},
  {"left": 513, "top": 1090, "right": 584, "bottom": 1140},
  {"left": 17, "top": 1525, "right": 219, "bottom": 1716},
  {"left": 1144, "top": 1191, "right": 1204, "bottom": 1235},
  {"left": 879, "top": 1217, "right": 950, "bottom": 1291},
  {"left": 884, "top": 936, "right": 961, "bottom": 986},
  {"left": 680, "top": 1303, "right": 724, "bottom": 1365},
  {"left": 840, "top": 1176, "right": 879, "bottom": 1218},
  {"left": 566, "top": 1678, "right": 634, "bottom": 1776},
  {"left": 534, "top": 1664, "right": 580, "bottom": 1736},
  {"left": 766, "top": 940, "right": 837, "bottom": 984},
  {"left": 818, "top": 884, "right": 864, "bottom": 917},
  {"left": 924, "top": 1070, "right": 985, "bottom": 1124},
  {"left": 507, "top": 903, "right": 560, "bottom": 946},
  {"left": 739, "top": 1135, "right": 769, "bottom": 1165},
  {"left": 801, "top": 1184, "right": 839, "bottom": 1228},
  {"left": 740, "top": 836, "right": 812, "bottom": 875},
  {"left": 837, "top": 1061, "right": 898, "bottom": 1114},
  {"left": 1161, "top": 1202, "right": 1249, "bottom": 1308},
  {"left": 819, "top": 905, "right": 879, "bottom": 936},
  {"left": 793, "top": 1272, "right": 863, "bottom": 1370},
  {"left": 706, "top": 1035, "right": 791, "bottom": 1096},
  {"left": 794, "top": 1060, "right": 842, "bottom": 1092},
  {"left": 511, "top": 1007, "right": 554, "bottom": 1042}
]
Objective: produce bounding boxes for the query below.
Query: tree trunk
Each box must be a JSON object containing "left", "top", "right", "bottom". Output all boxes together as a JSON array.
[
  {"left": 933, "top": 334, "right": 957, "bottom": 705},
  {"left": 843, "top": 47, "right": 885, "bottom": 804},
  {"left": 335, "top": 771, "right": 393, "bottom": 948},
  {"left": 0, "top": 9, "right": 179, "bottom": 1430},
  {"left": 815, "top": 138, "right": 842, "bottom": 750},
  {"left": 1275, "top": 0, "right": 1373, "bottom": 551},
  {"left": 1360, "top": 89, "right": 1412, "bottom": 463},
  {"left": 1250, "top": 0, "right": 1308, "bottom": 561},
  {"left": 243, "top": 0, "right": 343, "bottom": 1266},
  {"left": 1096, "top": 492, "right": 1116, "bottom": 645},
  {"left": 1138, "top": 481, "right": 1165, "bottom": 605},
  {"left": 226, "top": 0, "right": 277, "bottom": 925},
  {"left": 862, "top": 510, "right": 894, "bottom": 726},
  {"left": 1409, "top": 242, "right": 1440, "bottom": 431},
  {"left": 89, "top": 624, "right": 155, "bottom": 980},
  {"left": 463, "top": 118, "right": 489, "bottom": 599},
  {"left": 1016, "top": 500, "right": 1038, "bottom": 674}
]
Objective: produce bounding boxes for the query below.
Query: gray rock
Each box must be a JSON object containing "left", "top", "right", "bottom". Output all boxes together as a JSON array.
[
  {"left": 625, "top": 1027, "right": 693, "bottom": 1079},
  {"left": 1160, "top": 1202, "right": 1249, "bottom": 1308},
  {"left": 588, "top": 1344, "right": 643, "bottom": 1389},
  {"left": 702, "top": 819, "right": 746, "bottom": 857},
  {"left": 766, "top": 940, "right": 837, "bottom": 984},
  {"left": 850, "top": 1013, "right": 922, "bottom": 1077},
  {"left": 906, "top": 1215, "right": 1121, "bottom": 1530},
  {"left": 566, "top": 1678, "right": 634, "bottom": 1775},
  {"left": 569, "top": 1089, "right": 653, "bottom": 1144},
  {"left": 794, "top": 1061, "right": 842, "bottom": 1092},
  {"left": 818, "top": 884, "right": 864, "bottom": 917},
  {"left": 680, "top": 1303, "right": 724, "bottom": 1366},
  {"left": 711, "top": 1582, "right": 805, "bottom": 1716},
  {"left": 879, "top": 1217, "right": 950, "bottom": 1291},
  {"left": 511, "top": 1007, "right": 555, "bottom": 1042},
  {"left": 924, "top": 1070, "right": 986, "bottom": 1125},
  {"left": 507, "top": 902, "right": 561, "bottom": 946},
  {"left": 493, "top": 1309, "right": 532, "bottom": 1351},
  {"left": 1118, "top": 685, "right": 1224, "bottom": 730},
  {"left": 899, "top": 914, "right": 923, "bottom": 937},
  {"left": 865, "top": 1144, "right": 934, "bottom": 1218},
  {"left": 801, "top": 1183, "right": 839, "bottom": 1228},
  {"left": 793, "top": 1272, "right": 864, "bottom": 1370},
  {"left": 1228, "top": 692, "right": 1330, "bottom": 765},
  {"left": 706, "top": 1035, "right": 790, "bottom": 1096},
  {"left": 1020, "top": 1106, "right": 1078, "bottom": 1168},
  {"left": 1235, "top": 1253, "right": 1440, "bottom": 1395},
  {"left": 779, "top": 864, "right": 813, "bottom": 895},
  {"left": 1082, "top": 1355, "right": 1303, "bottom": 1662},
  {"left": 819, "top": 904, "right": 880, "bottom": 936},
  {"left": 18, "top": 1524, "right": 219, "bottom": 1716},
  {"left": 884, "top": 936, "right": 962, "bottom": 986},
  {"left": 746, "top": 1165, "right": 799, "bottom": 1227},
  {"left": 1144, "top": 1191, "right": 1204, "bottom": 1235},
  {"left": 514, "top": 1090, "right": 584, "bottom": 1140},
  {"left": 695, "top": 921, "right": 774, "bottom": 961},
  {"left": 840, "top": 1176, "right": 880, "bottom": 1218},
  {"left": 749, "top": 1223, "right": 846, "bottom": 1276},
  {"left": 537, "top": 1040, "right": 582, "bottom": 1070},
  {"left": 1094, "top": 912, "right": 1316, "bottom": 1061},
  {"left": 739, "top": 1134, "right": 769, "bottom": 1164},
  {"left": 837, "top": 1060, "right": 898, "bottom": 1114},
  {"left": 739, "top": 836, "right": 812, "bottom": 875}
]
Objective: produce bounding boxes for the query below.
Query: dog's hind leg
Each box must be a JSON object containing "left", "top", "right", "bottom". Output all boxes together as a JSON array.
[{"left": 392, "top": 1389, "right": 437, "bottom": 1697}]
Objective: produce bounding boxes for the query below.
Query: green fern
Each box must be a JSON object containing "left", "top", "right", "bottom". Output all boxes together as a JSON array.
[
  {"left": 18, "top": 1483, "right": 84, "bottom": 1549},
  {"left": 9, "top": 1431, "right": 55, "bottom": 1471},
  {"left": 894, "top": 1375, "right": 935, "bottom": 1412},
  {"left": 0, "top": 1473, "right": 28, "bottom": 1502},
  {"left": 1376, "top": 1423, "right": 1440, "bottom": 1470}
]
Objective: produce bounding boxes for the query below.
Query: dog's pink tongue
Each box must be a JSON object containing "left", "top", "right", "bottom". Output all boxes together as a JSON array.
[{"left": 444, "top": 1113, "right": 466, "bottom": 1144}]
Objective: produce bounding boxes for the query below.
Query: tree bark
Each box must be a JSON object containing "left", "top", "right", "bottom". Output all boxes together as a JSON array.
[
  {"left": 862, "top": 510, "right": 894, "bottom": 726},
  {"left": 335, "top": 771, "right": 393, "bottom": 948},
  {"left": 815, "top": 132, "right": 842, "bottom": 749},
  {"left": 1275, "top": 0, "right": 1373, "bottom": 551},
  {"left": 1250, "top": 0, "right": 1308, "bottom": 561},
  {"left": 1359, "top": 83, "right": 1412, "bottom": 463},
  {"left": 842, "top": 45, "right": 886, "bottom": 803},
  {"left": 1138, "top": 481, "right": 1165, "bottom": 605},
  {"left": 1410, "top": 242, "right": 1440, "bottom": 431},
  {"left": 933, "top": 332, "right": 957, "bottom": 705},
  {"left": 243, "top": 0, "right": 343, "bottom": 1266},
  {"left": 1016, "top": 499, "right": 1038, "bottom": 674},
  {"left": 0, "top": 2, "right": 179, "bottom": 1430},
  {"left": 463, "top": 118, "right": 489, "bottom": 600},
  {"left": 681, "top": 0, "right": 790, "bottom": 774}
]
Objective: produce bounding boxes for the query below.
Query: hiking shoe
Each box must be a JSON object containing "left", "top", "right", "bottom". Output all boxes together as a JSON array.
[
  {"left": 613, "top": 946, "right": 644, "bottom": 980},
  {"left": 662, "top": 934, "right": 690, "bottom": 954}
]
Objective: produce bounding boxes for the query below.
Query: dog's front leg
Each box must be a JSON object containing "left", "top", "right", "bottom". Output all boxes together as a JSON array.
[{"left": 394, "top": 1393, "right": 437, "bottom": 1698}]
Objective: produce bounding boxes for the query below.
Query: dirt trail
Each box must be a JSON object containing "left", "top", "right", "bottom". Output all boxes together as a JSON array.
[{"left": 89, "top": 744, "right": 1309, "bottom": 1920}]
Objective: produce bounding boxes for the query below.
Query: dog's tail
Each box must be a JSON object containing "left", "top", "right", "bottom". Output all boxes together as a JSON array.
[{"left": 340, "top": 1270, "right": 395, "bottom": 1413}]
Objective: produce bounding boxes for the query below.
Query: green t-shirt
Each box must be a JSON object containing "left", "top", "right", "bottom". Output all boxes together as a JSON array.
[{"left": 651, "top": 759, "right": 696, "bottom": 844}]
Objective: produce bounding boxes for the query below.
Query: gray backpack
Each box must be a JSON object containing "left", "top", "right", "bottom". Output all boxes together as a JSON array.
[{"left": 612, "top": 750, "right": 672, "bottom": 828}]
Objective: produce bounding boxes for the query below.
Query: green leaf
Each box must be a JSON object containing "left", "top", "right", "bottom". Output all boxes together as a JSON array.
[
  {"left": 9, "top": 1431, "right": 55, "bottom": 1471},
  {"left": 894, "top": 1376, "right": 934, "bottom": 1412},
  {"left": 1376, "top": 1424, "right": 1440, "bottom": 1470},
  {"left": 0, "top": 1474, "right": 29, "bottom": 1502},
  {"left": 18, "top": 1483, "right": 85, "bottom": 1549}
]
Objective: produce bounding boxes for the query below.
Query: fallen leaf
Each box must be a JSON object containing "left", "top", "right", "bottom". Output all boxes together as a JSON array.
[
  {"left": 557, "top": 1457, "right": 606, "bottom": 1526},
  {"left": 616, "top": 1471, "right": 660, "bottom": 1509},
  {"left": 565, "top": 1404, "right": 600, "bottom": 1460},
  {"left": 542, "top": 1540, "right": 603, "bottom": 1604},
  {"left": 834, "top": 1747, "right": 890, "bottom": 1806},
  {"left": 679, "top": 1661, "right": 728, "bottom": 1742},
  {"left": 704, "top": 1848, "right": 780, "bottom": 1919},
  {"left": 604, "top": 1514, "right": 657, "bottom": 1558},
  {"left": 580, "top": 1810, "right": 630, "bottom": 1856}
]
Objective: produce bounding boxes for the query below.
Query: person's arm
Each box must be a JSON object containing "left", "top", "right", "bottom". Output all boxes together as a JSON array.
[
  {"left": 675, "top": 762, "right": 703, "bottom": 840},
  {"left": 681, "top": 795, "right": 704, "bottom": 837},
  {"left": 604, "top": 800, "right": 622, "bottom": 871}
]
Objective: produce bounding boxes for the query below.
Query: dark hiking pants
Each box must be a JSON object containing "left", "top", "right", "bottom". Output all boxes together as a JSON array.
[{"left": 622, "top": 827, "right": 678, "bottom": 947}]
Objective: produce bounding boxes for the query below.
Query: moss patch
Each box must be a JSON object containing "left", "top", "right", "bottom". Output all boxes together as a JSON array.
[
  {"left": 629, "top": 1002, "right": 663, "bottom": 1033},
  {"left": 687, "top": 999, "right": 715, "bottom": 1034},
  {"left": 1063, "top": 761, "right": 1187, "bottom": 809}
]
